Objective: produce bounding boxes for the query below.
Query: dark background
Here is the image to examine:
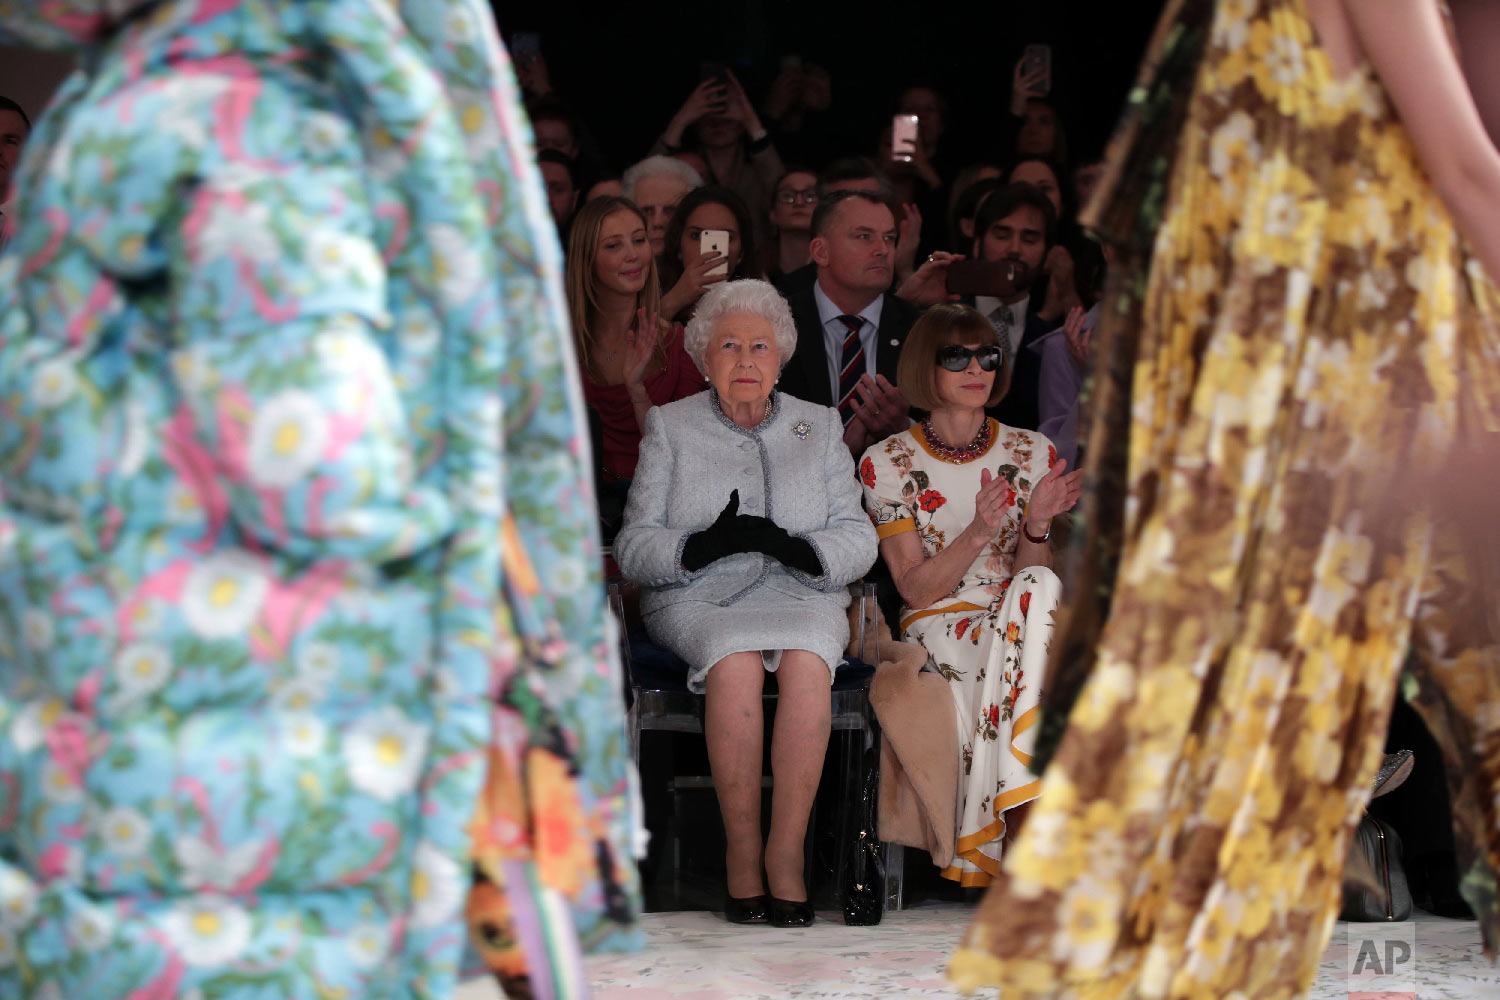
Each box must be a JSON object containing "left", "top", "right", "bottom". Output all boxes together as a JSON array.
[{"left": 493, "top": 0, "right": 1169, "bottom": 171}]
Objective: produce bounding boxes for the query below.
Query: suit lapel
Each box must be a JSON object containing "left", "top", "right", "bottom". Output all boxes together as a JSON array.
[
  {"left": 792, "top": 287, "right": 834, "bottom": 407},
  {"left": 874, "top": 295, "right": 903, "bottom": 382}
]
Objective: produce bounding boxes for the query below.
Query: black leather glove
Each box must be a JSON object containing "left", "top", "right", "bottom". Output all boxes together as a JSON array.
[
  {"left": 682, "top": 491, "right": 748, "bottom": 571},
  {"left": 737, "top": 514, "right": 824, "bottom": 577}
]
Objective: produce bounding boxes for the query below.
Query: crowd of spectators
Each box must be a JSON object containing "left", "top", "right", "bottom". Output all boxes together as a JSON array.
[
  {"left": 515, "top": 37, "right": 1119, "bottom": 917},
  {"left": 517, "top": 44, "right": 1114, "bottom": 494}
]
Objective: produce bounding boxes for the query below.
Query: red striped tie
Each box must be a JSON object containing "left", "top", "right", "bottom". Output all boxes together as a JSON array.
[{"left": 836, "top": 314, "right": 865, "bottom": 426}]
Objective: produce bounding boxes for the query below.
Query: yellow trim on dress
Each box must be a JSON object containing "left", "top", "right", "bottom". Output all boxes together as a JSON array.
[
  {"left": 899, "top": 601, "right": 986, "bottom": 635},
  {"left": 940, "top": 705, "right": 1044, "bottom": 885},
  {"left": 911, "top": 417, "right": 1002, "bottom": 463},
  {"left": 875, "top": 518, "right": 916, "bottom": 540}
]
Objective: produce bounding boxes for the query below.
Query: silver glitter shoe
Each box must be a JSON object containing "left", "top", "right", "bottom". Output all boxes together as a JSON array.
[{"left": 1371, "top": 749, "right": 1415, "bottom": 799}]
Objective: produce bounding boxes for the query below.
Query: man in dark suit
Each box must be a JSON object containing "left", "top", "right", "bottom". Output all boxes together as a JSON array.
[
  {"left": 966, "top": 183, "right": 1058, "bottom": 431},
  {"left": 774, "top": 189, "right": 920, "bottom": 455}
]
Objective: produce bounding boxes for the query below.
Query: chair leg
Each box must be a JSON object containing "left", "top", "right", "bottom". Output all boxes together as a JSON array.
[
  {"left": 627, "top": 701, "right": 641, "bottom": 770},
  {"left": 883, "top": 841, "right": 904, "bottom": 913},
  {"left": 835, "top": 728, "right": 862, "bottom": 922}
]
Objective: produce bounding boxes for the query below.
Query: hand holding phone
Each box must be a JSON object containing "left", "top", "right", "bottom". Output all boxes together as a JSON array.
[
  {"left": 1022, "top": 44, "right": 1052, "bottom": 97},
  {"left": 944, "top": 260, "right": 1020, "bottom": 298},
  {"left": 700, "top": 230, "right": 730, "bottom": 277}
]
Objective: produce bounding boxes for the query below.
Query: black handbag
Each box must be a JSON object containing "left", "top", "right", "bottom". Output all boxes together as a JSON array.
[
  {"left": 1340, "top": 814, "right": 1412, "bottom": 921},
  {"left": 841, "top": 745, "right": 886, "bottom": 926}
]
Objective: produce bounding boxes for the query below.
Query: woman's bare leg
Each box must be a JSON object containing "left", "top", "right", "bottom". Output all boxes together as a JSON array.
[
  {"left": 704, "top": 651, "right": 767, "bottom": 898},
  {"left": 765, "top": 649, "right": 832, "bottom": 901}
]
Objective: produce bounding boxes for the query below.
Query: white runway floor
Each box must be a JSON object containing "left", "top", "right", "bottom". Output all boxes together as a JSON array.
[{"left": 455, "top": 903, "right": 1498, "bottom": 999}]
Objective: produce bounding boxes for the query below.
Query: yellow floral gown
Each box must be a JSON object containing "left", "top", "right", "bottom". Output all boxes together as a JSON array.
[{"left": 951, "top": 0, "right": 1500, "bottom": 996}]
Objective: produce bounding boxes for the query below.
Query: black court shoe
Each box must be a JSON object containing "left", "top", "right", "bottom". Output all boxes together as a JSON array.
[
  {"left": 769, "top": 896, "right": 815, "bottom": 928},
  {"left": 724, "top": 893, "right": 770, "bottom": 924}
]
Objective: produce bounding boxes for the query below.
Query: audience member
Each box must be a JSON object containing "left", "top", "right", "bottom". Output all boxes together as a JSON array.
[
  {"left": 945, "top": 164, "right": 1002, "bottom": 247},
  {"left": 615, "top": 279, "right": 877, "bottom": 927},
  {"left": 1007, "top": 155, "right": 1084, "bottom": 322},
  {"left": 1072, "top": 157, "right": 1105, "bottom": 212},
  {"left": 860, "top": 303, "right": 1080, "bottom": 884},
  {"left": 898, "top": 85, "right": 951, "bottom": 180},
  {"left": 622, "top": 154, "right": 704, "bottom": 258},
  {"left": 947, "top": 174, "right": 1005, "bottom": 253},
  {"left": 762, "top": 57, "right": 837, "bottom": 167},
  {"left": 1015, "top": 98, "right": 1069, "bottom": 165},
  {"left": 0, "top": 95, "right": 29, "bottom": 249},
  {"left": 968, "top": 183, "right": 1056, "bottom": 431},
  {"left": 1035, "top": 303, "right": 1096, "bottom": 470},
  {"left": 530, "top": 96, "right": 581, "bottom": 158},
  {"left": 767, "top": 168, "right": 818, "bottom": 279},
  {"left": 815, "top": 156, "right": 888, "bottom": 198},
  {"left": 660, "top": 186, "right": 763, "bottom": 321},
  {"left": 537, "top": 149, "right": 579, "bottom": 238},
  {"left": 566, "top": 197, "right": 702, "bottom": 517},
  {"left": 775, "top": 190, "right": 917, "bottom": 455},
  {"left": 876, "top": 114, "right": 943, "bottom": 274},
  {"left": 653, "top": 70, "right": 784, "bottom": 247},
  {"left": 585, "top": 175, "right": 624, "bottom": 202},
  {"left": 1007, "top": 156, "right": 1065, "bottom": 218}
]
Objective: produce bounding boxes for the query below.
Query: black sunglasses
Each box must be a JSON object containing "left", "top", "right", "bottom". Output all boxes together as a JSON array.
[{"left": 935, "top": 345, "right": 1003, "bottom": 372}]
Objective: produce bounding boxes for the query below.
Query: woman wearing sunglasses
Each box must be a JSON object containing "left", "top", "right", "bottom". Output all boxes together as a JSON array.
[{"left": 860, "top": 303, "right": 1081, "bottom": 885}]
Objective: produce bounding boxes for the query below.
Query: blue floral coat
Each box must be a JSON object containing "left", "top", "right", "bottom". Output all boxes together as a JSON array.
[{"left": 0, "top": 1, "right": 640, "bottom": 997}]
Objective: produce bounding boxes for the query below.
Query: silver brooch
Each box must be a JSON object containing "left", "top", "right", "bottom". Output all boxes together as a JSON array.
[{"left": 792, "top": 420, "right": 812, "bottom": 440}]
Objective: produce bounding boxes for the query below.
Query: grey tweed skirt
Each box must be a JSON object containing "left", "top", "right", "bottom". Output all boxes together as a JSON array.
[{"left": 642, "top": 585, "right": 850, "bottom": 693}]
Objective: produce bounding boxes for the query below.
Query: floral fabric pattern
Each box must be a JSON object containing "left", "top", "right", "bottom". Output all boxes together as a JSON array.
[
  {"left": 952, "top": 1, "right": 1500, "bottom": 996},
  {"left": 862, "top": 420, "right": 1062, "bottom": 885},
  {"left": 0, "top": 1, "right": 639, "bottom": 998}
]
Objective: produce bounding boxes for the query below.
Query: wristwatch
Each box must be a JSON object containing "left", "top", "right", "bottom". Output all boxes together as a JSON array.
[{"left": 1022, "top": 518, "right": 1050, "bottom": 544}]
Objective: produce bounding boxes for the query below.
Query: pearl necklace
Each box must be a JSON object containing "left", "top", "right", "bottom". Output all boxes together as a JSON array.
[{"left": 921, "top": 417, "right": 992, "bottom": 463}]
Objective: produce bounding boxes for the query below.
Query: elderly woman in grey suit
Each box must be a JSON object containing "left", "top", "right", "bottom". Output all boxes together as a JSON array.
[{"left": 615, "top": 278, "right": 877, "bottom": 928}]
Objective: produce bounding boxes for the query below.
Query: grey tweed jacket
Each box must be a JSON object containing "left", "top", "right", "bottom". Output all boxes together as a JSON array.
[{"left": 614, "top": 391, "right": 877, "bottom": 612}]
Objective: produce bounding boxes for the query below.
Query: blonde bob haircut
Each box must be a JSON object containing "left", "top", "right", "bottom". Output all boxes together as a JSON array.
[{"left": 896, "top": 303, "right": 1012, "bottom": 411}]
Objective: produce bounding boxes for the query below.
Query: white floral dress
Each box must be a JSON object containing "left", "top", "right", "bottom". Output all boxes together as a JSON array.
[{"left": 862, "top": 420, "right": 1062, "bottom": 885}]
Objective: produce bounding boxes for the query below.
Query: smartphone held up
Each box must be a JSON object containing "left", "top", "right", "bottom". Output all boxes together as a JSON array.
[
  {"left": 944, "top": 260, "right": 1021, "bottom": 298},
  {"left": 891, "top": 114, "right": 920, "bottom": 162},
  {"left": 1022, "top": 43, "right": 1052, "bottom": 96},
  {"left": 700, "top": 229, "right": 730, "bottom": 277}
]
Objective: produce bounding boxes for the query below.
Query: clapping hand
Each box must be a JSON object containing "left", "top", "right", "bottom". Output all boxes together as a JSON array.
[
  {"left": 968, "top": 467, "right": 1021, "bottom": 538},
  {"left": 846, "top": 375, "right": 909, "bottom": 441},
  {"left": 1025, "top": 457, "right": 1082, "bottom": 527},
  {"left": 623, "top": 307, "right": 663, "bottom": 391}
]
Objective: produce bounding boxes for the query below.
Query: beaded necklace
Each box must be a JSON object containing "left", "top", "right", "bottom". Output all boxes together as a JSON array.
[{"left": 920, "top": 416, "right": 992, "bottom": 463}]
